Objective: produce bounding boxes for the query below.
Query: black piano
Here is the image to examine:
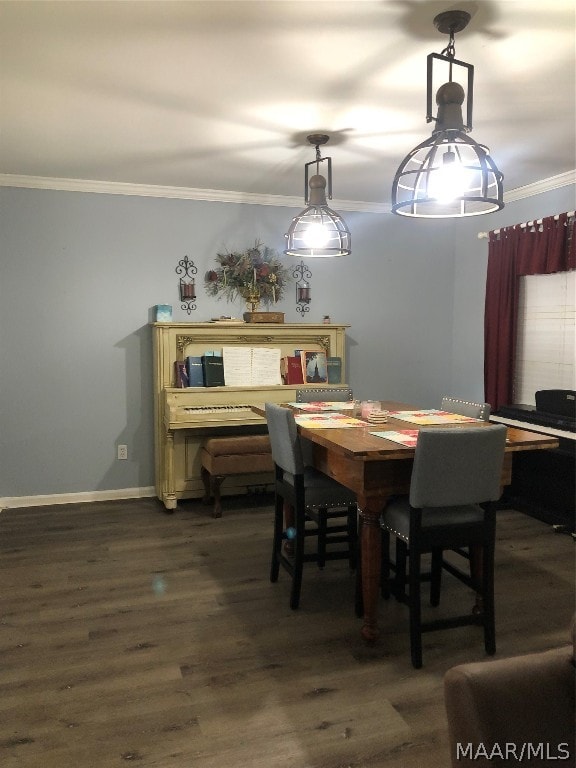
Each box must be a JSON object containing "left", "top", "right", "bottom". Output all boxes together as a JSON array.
[{"left": 492, "top": 390, "right": 575, "bottom": 527}]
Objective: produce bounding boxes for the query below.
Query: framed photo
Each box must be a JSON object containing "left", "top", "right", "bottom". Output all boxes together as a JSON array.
[{"left": 300, "top": 350, "right": 328, "bottom": 384}]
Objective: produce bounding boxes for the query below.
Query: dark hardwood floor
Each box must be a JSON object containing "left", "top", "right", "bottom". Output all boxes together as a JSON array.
[{"left": 1, "top": 495, "right": 573, "bottom": 768}]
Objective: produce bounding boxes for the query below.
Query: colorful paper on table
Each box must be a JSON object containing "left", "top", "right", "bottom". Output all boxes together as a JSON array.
[
  {"left": 287, "top": 401, "right": 354, "bottom": 411},
  {"left": 369, "top": 430, "right": 419, "bottom": 447},
  {"left": 388, "top": 409, "right": 480, "bottom": 425},
  {"left": 294, "top": 413, "right": 367, "bottom": 428}
]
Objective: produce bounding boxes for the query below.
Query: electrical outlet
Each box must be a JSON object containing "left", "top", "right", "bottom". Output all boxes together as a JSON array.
[{"left": 117, "top": 444, "right": 128, "bottom": 460}]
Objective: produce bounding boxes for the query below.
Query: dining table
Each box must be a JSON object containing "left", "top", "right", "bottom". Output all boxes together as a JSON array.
[{"left": 253, "top": 400, "right": 560, "bottom": 643}]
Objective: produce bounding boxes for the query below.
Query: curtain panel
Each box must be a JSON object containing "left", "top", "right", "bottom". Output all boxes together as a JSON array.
[{"left": 484, "top": 212, "right": 576, "bottom": 411}]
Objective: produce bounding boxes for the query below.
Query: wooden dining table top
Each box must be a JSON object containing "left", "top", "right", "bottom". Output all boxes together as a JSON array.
[{"left": 251, "top": 400, "right": 560, "bottom": 459}]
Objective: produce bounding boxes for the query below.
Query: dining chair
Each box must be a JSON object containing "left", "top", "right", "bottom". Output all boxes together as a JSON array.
[
  {"left": 380, "top": 424, "right": 507, "bottom": 668},
  {"left": 265, "top": 402, "right": 358, "bottom": 609},
  {"left": 296, "top": 387, "right": 353, "bottom": 402},
  {"left": 441, "top": 396, "right": 491, "bottom": 421},
  {"left": 440, "top": 397, "right": 492, "bottom": 569}
]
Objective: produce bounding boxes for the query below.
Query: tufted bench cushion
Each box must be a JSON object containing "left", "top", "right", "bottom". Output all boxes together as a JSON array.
[{"left": 200, "top": 435, "right": 274, "bottom": 517}]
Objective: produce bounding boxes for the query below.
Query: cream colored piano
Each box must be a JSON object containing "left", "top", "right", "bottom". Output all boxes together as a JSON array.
[{"left": 152, "top": 321, "right": 349, "bottom": 510}]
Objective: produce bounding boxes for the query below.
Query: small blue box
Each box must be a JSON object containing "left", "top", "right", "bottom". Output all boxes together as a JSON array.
[{"left": 155, "top": 304, "right": 172, "bottom": 322}]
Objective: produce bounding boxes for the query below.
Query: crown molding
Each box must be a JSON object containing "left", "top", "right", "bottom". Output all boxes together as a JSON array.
[
  {"left": 1, "top": 170, "right": 574, "bottom": 212},
  {"left": 504, "top": 170, "right": 576, "bottom": 202}
]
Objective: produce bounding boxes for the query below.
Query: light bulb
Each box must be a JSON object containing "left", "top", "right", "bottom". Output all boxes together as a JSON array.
[
  {"left": 428, "top": 149, "right": 471, "bottom": 203},
  {"left": 302, "top": 222, "right": 330, "bottom": 249}
]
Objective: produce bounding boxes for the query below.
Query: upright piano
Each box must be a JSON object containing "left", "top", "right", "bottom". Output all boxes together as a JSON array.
[
  {"left": 491, "top": 390, "right": 575, "bottom": 525},
  {"left": 152, "top": 321, "right": 349, "bottom": 510}
]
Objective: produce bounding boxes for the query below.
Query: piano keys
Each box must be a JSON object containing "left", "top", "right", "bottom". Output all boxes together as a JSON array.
[{"left": 493, "top": 390, "right": 575, "bottom": 527}]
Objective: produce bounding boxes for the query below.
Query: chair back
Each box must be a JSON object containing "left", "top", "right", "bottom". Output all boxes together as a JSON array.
[
  {"left": 441, "top": 396, "right": 491, "bottom": 421},
  {"left": 296, "top": 387, "right": 353, "bottom": 402},
  {"left": 409, "top": 425, "right": 507, "bottom": 508},
  {"left": 265, "top": 403, "right": 305, "bottom": 476}
]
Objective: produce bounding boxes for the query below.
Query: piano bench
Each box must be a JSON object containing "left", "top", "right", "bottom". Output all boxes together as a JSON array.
[{"left": 200, "top": 435, "right": 274, "bottom": 518}]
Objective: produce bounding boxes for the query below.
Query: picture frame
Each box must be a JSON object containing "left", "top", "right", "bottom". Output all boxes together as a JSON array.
[{"left": 300, "top": 350, "right": 328, "bottom": 384}]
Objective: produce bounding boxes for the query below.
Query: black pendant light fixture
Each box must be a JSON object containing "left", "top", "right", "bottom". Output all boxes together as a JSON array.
[
  {"left": 284, "top": 134, "right": 351, "bottom": 257},
  {"left": 391, "top": 10, "right": 504, "bottom": 218}
]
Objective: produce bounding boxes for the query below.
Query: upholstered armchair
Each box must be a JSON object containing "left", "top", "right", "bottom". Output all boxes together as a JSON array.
[{"left": 444, "top": 615, "right": 575, "bottom": 767}]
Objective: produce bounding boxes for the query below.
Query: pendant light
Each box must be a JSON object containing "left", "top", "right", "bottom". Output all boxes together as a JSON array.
[
  {"left": 391, "top": 10, "right": 504, "bottom": 218},
  {"left": 284, "top": 134, "right": 351, "bottom": 257}
]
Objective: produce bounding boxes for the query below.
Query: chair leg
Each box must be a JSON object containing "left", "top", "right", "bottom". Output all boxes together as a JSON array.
[
  {"left": 270, "top": 493, "right": 283, "bottom": 583},
  {"left": 430, "top": 547, "right": 442, "bottom": 606},
  {"left": 317, "top": 508, "right": 327, "bottom": 569},
  {"left": 381, "top": 529, "right": 391, "bottom": 599},
  {"left": 290, "top": 504, "right": 306, "bottom": 610},
  {"left": 394, "top": 539, "right": 408, "bottom": 601},
  {"left": 408, "top": 545, "right": 423, "bottom": 669},
  {"left": 482, "top": 541, "right": 496, "bottom": 656}
]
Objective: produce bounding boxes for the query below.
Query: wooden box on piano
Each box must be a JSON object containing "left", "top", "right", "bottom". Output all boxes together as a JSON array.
[{"left": 152, "top": 322, "right": 349, "bottom": 510}]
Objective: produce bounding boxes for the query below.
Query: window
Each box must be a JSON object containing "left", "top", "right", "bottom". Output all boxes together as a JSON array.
[{"left": 514, "top": 271, "right": 575, "bottom": 404}]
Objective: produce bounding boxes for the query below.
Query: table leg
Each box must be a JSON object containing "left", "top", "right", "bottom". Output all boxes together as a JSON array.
[{"left": 358, "top": 501, "right": 384, "bottom": 643}]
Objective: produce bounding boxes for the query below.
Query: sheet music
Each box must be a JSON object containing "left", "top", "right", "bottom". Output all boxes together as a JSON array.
[
  {"left": 222, "top": 346, "right": 252, "bottom": 386},
  {"left": 250, "top": 347, "right": 282, "bottom": 386},
  {"left": 222, "top": 346, "right": 281, "bottom": 386}
]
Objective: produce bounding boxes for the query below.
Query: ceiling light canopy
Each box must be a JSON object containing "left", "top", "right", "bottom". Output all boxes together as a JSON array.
[
  {"left": 284, "top": 134, "right": 351, "bottom": 258},
  {"left": 391, "top": 10, "right": 504, "bottom": 218}
]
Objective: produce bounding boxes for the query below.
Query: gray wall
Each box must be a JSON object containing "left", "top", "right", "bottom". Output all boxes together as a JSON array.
[{"left": 1, "top": 184, "right": 574, "bottom": 500}]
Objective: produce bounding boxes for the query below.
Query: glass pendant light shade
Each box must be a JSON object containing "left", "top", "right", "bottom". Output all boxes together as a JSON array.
[{"left": 284, "top": 134, "right": 351, "bottom": 257}]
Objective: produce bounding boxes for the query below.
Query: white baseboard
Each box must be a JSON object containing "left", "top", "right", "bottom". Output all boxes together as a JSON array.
[{"left": 0, "top": 487, "right": 156, "bottom": 511}]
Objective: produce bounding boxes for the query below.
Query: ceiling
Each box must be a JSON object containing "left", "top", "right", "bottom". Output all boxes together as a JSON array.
[{"left": 1, "top": 1, "right": 574, "bottom": 209}]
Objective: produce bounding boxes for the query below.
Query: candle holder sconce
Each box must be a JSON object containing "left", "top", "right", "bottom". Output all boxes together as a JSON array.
[
  {"left": 176, "top": 255, "right": 197, "bottom": 314},
  {"left": 293, "top": 260, "right": 312, "bottom": 317}
]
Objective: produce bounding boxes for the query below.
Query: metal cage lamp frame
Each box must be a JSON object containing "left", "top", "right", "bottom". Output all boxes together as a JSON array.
[
  {"left": 285, "top": 134, "right": 351, "bottom": 257},
  {"left": 391, "top": 10, "right": 504, "bottom": 218}
]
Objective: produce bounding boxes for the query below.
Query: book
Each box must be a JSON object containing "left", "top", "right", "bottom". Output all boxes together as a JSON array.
[
  {"left": 286, "top": 401, "right": 354, "bottom": 411},
  {"left": 369, "top": 429, "right": 419, "bottom": 448},
  {"left": 281, "top": 355, "right": 304, "bottom": 385},
  {"left": 222, "top": 346, "right": 282, "bottom": 386},
  {"left": 174, "top": 360, "right": 189, "bottom": 388},
  {"left": 326, "top": 356, "right": 342, "bottom": 384},
  {"left": 300, "top": 350, "right": 328, "bottom": 384},
  {"left": 185, "top": 356, "right": 205, "bottom": 387},
  {"left": 201, "top": 355, "right": 225, "bottom": 387},
  {"left": 294, "top": 413, "right": 367, "bottom": 428},
  {"left": 388, "top": 409, "right": 480, "bottom": 425}
]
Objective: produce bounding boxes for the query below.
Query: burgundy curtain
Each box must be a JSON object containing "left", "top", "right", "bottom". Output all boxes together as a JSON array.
[{"left": 484, "top": 212, "right": 576, "bottom": 412}]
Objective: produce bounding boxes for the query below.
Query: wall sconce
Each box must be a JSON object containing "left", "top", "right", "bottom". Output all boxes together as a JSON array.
[
  {"left": 284, "top": 134, "right": 351, "bottom": 257},
  {"left": 391, "top": 10, "right": 504, "bottom": 218},
  {"left": 293, "top": 260, "right": 312, "bottom": 317},
  {"left": 176, "top": 255, "right": 197, "bottom": 314}
]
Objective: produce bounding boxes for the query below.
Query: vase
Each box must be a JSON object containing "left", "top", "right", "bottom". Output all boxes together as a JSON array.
[{"left": 242, "top": 287, "right": 261, "bottom": 313}]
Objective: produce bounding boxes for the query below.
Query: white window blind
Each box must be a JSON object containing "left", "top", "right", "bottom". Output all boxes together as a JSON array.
[{"left": 514, "top": 271, "right": 576, "bottom": 405}]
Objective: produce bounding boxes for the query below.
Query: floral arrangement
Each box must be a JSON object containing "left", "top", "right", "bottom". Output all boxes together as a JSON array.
[{"left": 204, "top": 241, "right": 291, "bottom": 306}]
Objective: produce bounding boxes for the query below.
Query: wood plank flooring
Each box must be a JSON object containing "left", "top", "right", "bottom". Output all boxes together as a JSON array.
[{"left": 1, "top": 496, "right": 573, "bottom": 768}]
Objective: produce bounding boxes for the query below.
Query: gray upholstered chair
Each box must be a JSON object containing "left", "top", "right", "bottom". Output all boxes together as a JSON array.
[
  {"left": 440, "top": 398, "right": 492, "bottom": 571},
  {"left": 380, "top": 424, "right": 507, "bottom": 668},
  {"left": 296, "top": 387, "right": 353, "bottom": 402},
  {"left": 441, "top": 396, "right": 491, "bottom": 421},
  {"left": 265, "top": 402, "right": 358, "bottom": 609}
]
